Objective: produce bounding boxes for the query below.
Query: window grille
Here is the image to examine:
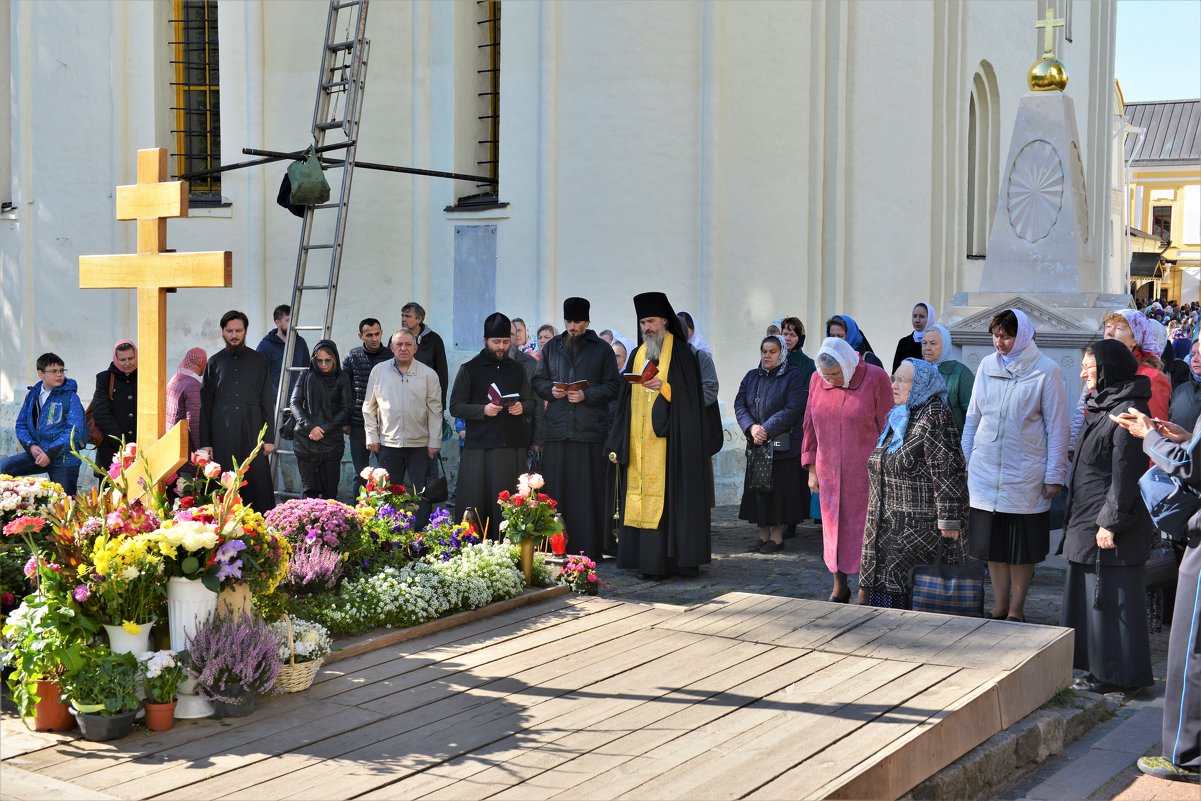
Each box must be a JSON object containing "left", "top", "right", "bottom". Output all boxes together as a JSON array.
[{"left": 170, "top": 0, "right": 222, "bottom": 203}]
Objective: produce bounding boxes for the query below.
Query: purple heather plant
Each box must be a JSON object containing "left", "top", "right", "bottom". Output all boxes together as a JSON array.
[
  {"left": 285, "top": 541, "right": 343, "bottom": 591},
  {"left": 186, "top": 610, "right": 282, "bottom": 702}
]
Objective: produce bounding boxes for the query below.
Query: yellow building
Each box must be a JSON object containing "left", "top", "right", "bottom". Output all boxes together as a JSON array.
[{"left": 1124, "top": 99, "right": 1201, "bottom": 302}]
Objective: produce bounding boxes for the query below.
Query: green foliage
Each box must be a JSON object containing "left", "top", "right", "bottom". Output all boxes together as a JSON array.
[
  {"left": 61, "top": 647, "right": 141, "bottom": 716},
  {"left": 0, "top": 569, "right": 101, "bottom": 719}
]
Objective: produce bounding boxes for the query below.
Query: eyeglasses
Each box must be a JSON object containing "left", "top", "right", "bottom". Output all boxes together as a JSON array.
[
  {"left": 313, "top": 358, "right": 335, "bottom": 365},
  {"left": 40, "top": 368, "right": 67, "bottom": 375},
  {"left": 890, "top": 375, "right": 913, "bottom": 384}
]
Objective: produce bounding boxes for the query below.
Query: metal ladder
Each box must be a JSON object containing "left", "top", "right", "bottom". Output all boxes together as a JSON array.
[{"left": 271, "top": 0, "right": 371, "bottom": 498}]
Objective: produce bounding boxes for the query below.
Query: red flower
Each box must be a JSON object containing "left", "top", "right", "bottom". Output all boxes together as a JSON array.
[
  {"left": 179, "top": 496, "right": 196, "bottom": 510},
  {"left": 3, "top": 516, "right": 46, "bottom": 537},
  {"left": 547, "top": 498, "right": 558, "bottom": 510},
  {"left": 391, "top": 484, "right": 403, "bottom": 493},
  {"left": 498, "top": 490, "right": 511, "bottom": 503},
  {"left": 512, "top": 494, "right": 527, "bottom": 506}
]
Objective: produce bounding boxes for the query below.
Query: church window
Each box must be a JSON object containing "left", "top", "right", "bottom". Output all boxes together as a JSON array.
[
  {"left": 453, "top": 0, "right": 501, "bottom": 208},
  {"left": 1152, "top": 206, "right": 1172, "bottom": 242},
  {"left": 170, "top": 0, "right": 222, "bottom": 204}
]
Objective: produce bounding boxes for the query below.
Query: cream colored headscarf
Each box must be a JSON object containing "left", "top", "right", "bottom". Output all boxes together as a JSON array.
[{"left": 817, "top": 337, "right": 860, "bottom": 388}]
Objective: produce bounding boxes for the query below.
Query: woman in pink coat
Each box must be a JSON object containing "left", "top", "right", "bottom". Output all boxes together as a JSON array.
[{"left": 802, "top": 337, "right": 893, "bottom": 603}]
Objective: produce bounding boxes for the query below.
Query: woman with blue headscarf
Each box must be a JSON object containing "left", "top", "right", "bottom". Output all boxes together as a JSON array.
[
  {"left": 826, "top": 314, "right": 884, "bottom": 369},
  {"left": 860, "top": 358, "right": 968, "bottom": 608},
  {"left": 920, "top": 324, "right": 974, "bottom": 435}
]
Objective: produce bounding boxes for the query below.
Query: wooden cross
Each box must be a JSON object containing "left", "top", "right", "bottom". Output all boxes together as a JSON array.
[
  {"left": 79, "top": 148, "right": 231, "bottom": 501},
  {"left": 1035, "top": 7, "right": 1065, "bottom": 56}
]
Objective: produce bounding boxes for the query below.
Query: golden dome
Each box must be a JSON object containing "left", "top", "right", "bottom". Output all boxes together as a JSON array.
[{"left": 1028, "top": 55, "right": 1069, "bottom": 92}]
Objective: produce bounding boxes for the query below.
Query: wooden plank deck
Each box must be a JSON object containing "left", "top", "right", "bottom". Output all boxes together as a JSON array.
[{"left": 0, "top": 592, "right": 1072, "bottom": 801}]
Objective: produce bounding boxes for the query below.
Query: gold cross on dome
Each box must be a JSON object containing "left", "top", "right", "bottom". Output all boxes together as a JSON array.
[
  {"left": 79, "top": 148, "right": 232, "bottom": 500},
  {"left": 1035, "top": 7, "right": 1066, "bottom": 56}
]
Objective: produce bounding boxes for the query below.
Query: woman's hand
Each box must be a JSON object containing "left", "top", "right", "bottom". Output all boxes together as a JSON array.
[
  {"left": 1042, "top": 484, "right": 1063, "bottom": 499},
  {"left": 939, "top": 528, "right": 959, "bottom": 541},
  {"left": 750, "top": 424, "right": 768, "bottom": 446},
  {"left": 807, "top": 469, "right": 819, "bottom": 493},
  {"left": 1096, "top": 526, "right": 1116, "bottom": 549},
  {"left": 309, "top": 425, "right": 325, "bottom": 441}
]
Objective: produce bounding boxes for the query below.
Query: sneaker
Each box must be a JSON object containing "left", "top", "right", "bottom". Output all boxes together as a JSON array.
[{"left": 1137, "top": 756, "right": 1201, "bottom": 782}]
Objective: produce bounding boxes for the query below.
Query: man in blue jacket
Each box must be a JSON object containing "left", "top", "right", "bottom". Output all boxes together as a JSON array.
[
  {"left": 0, "top": 353, "right": 87, "bottom": 495},
  {"left": 256, "top": 303, "right": 310, "bottom": 408}
]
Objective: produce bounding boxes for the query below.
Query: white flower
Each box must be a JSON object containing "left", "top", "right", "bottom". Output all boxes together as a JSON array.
[
  {"left": 119, "top": 566, "right": 140, "bottom": 581},
  {"left": 527, "top": 473, "right": 545, "bottom": 490},
  {"left": 203, "top": 462, "right": 222, "bottom": 480},
  {"left": 359, "top": 466, "right": 374, "bottom": 480},
  {"left": 371, "top": 468, "right": 389, "bottom": 485}
]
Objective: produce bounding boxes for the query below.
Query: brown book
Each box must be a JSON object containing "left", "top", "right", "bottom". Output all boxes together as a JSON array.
[
  {"left": 487, "top": 382, "right": 521, "bottom": 407},
  {"left": 553, "top": 380, "right": 590, "bottom": 392},
  {"left": 624, "top": 361, "right": 659, "bottom": 384}
]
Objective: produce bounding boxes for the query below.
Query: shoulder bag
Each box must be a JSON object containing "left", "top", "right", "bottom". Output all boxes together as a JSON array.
[
  {"left": 910, "top": 536, "right": 985, "bottom": 617},
  {"left": 1138, "top": 465, "right": 1201, "bottom": 544}
]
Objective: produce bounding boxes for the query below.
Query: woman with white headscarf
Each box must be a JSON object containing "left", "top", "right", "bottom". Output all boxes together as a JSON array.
[
  {"left": 962, "top": 308, "right": 1070, "bottom": 622},
  {"left": 861, "top": 358, "right": 968, "bottom": 608},
  {"left": 892, "top": 301, "right": 936, "bottom": 373},
  {"left": 801, "top": 337, "right": 893, "bottom": 602},
  {"left": 920, "top": 323, "right": 974, "bottom": 435}
]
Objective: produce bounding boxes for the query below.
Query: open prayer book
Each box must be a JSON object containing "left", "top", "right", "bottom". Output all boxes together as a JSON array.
[
  {"left": 624, "top": 361, "right": 659, "bottom": 384},
  {"left": 553, "top": 379, "right": 590, "bottom": 392},
  {"left": 487, "top": 383, "right": 521, "bottom": 407}
]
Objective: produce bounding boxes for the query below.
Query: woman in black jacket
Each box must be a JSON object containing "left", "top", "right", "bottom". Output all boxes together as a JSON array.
[
  {"left": 91, "top": 340, "right": 138, "bottom": 477},
  {"left": 1060, "top": 339, "right": 1155, "bottom": 693},
  {"left": 735, "top": 336, "right": 805, "bottom": 554},
  {"left": 289, "top": 340, "right": 353, "bottom": 499}
]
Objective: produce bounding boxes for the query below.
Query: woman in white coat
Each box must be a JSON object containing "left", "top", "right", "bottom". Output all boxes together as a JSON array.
[{"left": 961, "top": 308, "right": 1070, "bottom": 622}]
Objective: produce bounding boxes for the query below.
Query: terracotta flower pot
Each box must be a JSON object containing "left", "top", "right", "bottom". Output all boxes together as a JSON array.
[
  {"left": 32, "top": 680, "right": 75, "bottom": 732},
  {"left": 143, "top": 701, "right": 176, "bottom": 732}
]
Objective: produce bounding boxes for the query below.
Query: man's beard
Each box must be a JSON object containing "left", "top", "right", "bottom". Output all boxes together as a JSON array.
[
  {"left": 643, "top": 330, "right": 665, "bottom": 361},
  {"left": 565, "top": 332, "right": 582, "bottom": 357},
  {"left": 491, "top": 348, "right": 507, "bottom": 362},
  {"left": 225, "top": 339, "right": 245, "bottom": 351}
]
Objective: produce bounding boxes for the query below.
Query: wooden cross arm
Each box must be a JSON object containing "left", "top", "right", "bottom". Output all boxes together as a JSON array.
[
  {"left": 122, "top": 421, "right": 189, "bottom": 505},
  {"left": 116, "top": 180, "right": 188, "bottom": 221},
  {"left": 79, "top": 251, "right": 233, "bottom": 289}
]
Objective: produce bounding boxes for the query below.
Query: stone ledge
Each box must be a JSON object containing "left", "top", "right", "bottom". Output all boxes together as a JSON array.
[
  {"left": 325, "top": 584, "right": 571, "bottom": 664},
  {"left": 903, "top": 691, "right": 1112, "bottom": 801}
]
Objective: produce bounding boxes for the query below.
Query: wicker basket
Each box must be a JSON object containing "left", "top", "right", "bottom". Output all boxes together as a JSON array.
[{"left": 274, "top": 617, "right": 323, "bottom": 693}]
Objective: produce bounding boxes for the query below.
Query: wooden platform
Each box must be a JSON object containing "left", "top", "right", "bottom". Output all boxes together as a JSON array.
[{"left": 0, "top": 592, "right": 1072, "bottom": 800}]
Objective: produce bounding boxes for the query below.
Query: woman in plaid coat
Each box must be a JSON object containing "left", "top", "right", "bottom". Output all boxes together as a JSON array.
[{"left": 860, "top": 358, "right": 969, "bottom": 608}]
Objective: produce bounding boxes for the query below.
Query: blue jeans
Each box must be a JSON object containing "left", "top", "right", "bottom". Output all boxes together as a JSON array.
[{"left": 0, "top": 451, "right": 81, "bottom": 496}]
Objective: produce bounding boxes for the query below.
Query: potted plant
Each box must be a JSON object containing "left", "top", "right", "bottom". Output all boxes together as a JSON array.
[
  {"left": 0, "top": 536, "right": 100, "bottom": 731},
  {"left": 138, "top": 650, "right": 188, "bottom": 731},
  {"left": 61, "top": 647, "right": 141, "bottom": 741},
  {"left": 187, "top": 610, "right": 281, "bottom": 717},
  {"left": 270, "top": 615, "right": 332, "bottom": 693},
  {"left": 73, "top": 529, "right": 166, "bottom": 653},
  {"left": 558, "top": 553, "right": 608, "bottom": 596}
]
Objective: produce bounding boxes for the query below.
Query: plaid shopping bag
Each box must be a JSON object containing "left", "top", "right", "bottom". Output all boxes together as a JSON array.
[{"left": 910, "top": 536, "right": 985, "bottom": 617}]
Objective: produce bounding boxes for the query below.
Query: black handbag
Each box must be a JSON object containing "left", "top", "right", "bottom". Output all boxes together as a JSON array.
[
  {"left": 910, "top": 537, "right": 985, "bottom": 617},
  {"left": 1144, "top": 541, "right": 1178, "bottom": 589},
  {"left": 278, "top": 409, "right": 297, "bottom": 441},
  {"left": 746, "top": 443, "right": 774, "bottom": 492},
  {"left": 424, "top": 457, "right": 449, "bottom": 503},
  {"left": 770, "top": 432, "right": 791, "bottom": 451}
]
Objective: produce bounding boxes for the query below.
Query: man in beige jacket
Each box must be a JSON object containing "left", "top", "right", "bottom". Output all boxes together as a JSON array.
[{"left": 363, "top": 328, "right": 443, "bottom": 522}]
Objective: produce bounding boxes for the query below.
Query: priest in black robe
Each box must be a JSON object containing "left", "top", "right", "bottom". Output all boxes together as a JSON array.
[
  {"left": 532, "top": 297, "right": 622, "bottom": 561},
  {"left": 199, "top": 310, "right": 277, "bottom": 513},
  {"left": 451, "top": 312, "right": 533, "bottom": 536},
  {"left": 605, "top": 292, "right": 711, "bottom": 579}
]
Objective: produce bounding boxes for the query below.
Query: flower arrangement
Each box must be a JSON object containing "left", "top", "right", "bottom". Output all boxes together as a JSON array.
[
  {"left": 356, "top": 467, "right": 422, "bottom": 513},
  {"left": 0, "top": 475, "right": 65, "bottom": 530},
  {"left": 227, "top": 507, "right": 291, "bottom": 595},
  {"left": 264, "top": 497, "right": 370, "bottom": 575},
  {"left": 186, "top": 610, "right": 282, "bottom": 703},
  {"left": 497, "top": 473, "right": 564, "bottom": 544},
  {"left": 355, "top": 468, "right": 424, "bottom": 569},
  {"left": 269, "top": 615, "right": 332, "bottom": 664},
  {"left": 558, "top": 554, "right": 606, "bottom": 595},
  {"left": 138, "top": 650, "right": 188, "bottom": 703},
  {"left": 0, "top": 546, "right": 25, "bottom": 615},
  {"left": 73, "top": 529, "right": 165, "bottom": 627},
  {"left": 61, "top": 646, "right": 141, "bottom": 716}
]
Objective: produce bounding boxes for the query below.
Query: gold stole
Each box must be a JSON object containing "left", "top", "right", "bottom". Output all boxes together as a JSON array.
[{"left": 623, "top": 332, "right": 674, "bottom": 529}]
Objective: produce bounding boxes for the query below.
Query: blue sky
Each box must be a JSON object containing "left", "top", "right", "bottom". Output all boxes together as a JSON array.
[{"left": 1116, "top": 0, "right": 1201, "bottom": 102}]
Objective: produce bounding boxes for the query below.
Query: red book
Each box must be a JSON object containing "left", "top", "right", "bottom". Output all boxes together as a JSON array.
[
  {"left": 488, "top": 382, "right": 521, "bottom": 407},
  {"left": 624, "top": 361, "right": 659, "bottom": 384}
]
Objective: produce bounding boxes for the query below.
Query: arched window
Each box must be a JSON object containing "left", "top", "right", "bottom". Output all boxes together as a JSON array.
[{"left": 967, "top": 62, "right": 1000, "bottom": 258}]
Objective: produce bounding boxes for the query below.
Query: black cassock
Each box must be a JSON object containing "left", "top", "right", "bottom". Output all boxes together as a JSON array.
[{"left": 199, "top": 345, "right": 276, "bottom": 512}]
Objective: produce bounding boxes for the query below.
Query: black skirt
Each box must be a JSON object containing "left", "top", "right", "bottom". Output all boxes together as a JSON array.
[
  {"left": 1061, "top": 560, "right": 1153, "bottom": 688},
  {"left": 967, "top": 508, "right": 1050, "bottom": 564},
  {"left": 739, "top": 457, "right": 805, "bottom": 527}
]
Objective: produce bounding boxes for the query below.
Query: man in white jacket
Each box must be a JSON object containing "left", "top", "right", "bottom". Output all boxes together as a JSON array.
[{"left": 363, "top": 329, "right": 442, "bottom": 522}]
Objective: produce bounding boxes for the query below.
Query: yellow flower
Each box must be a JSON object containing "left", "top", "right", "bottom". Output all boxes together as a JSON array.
[
  {"left": 359, "top": 506, "right": 376, "bottom": 519},
  {"left": 121, "top": 621, "right": 142, "bottom": 635}
]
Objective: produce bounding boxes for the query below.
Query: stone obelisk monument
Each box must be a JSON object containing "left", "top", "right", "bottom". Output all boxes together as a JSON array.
[{"left": 942, "top": 8, "right": 1130, "bottom": 398}]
